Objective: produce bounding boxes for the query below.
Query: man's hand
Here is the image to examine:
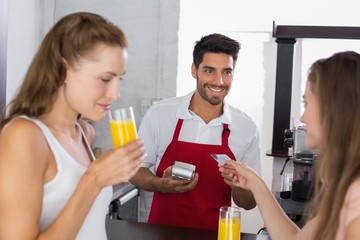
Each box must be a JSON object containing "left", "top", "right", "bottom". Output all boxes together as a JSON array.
[{"left": 159, "top": 166, "right": 199, "bottom": 193}]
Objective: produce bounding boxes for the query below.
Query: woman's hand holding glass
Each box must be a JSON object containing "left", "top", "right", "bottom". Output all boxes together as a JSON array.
[
  {"left": 87, "top": 139, "right": 145, "bottom": 189},
  {"left": 90, "top": 106, "right": 144, "bottom": 188}
]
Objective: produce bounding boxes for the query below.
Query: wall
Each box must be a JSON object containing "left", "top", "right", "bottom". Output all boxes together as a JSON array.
[
  {"left": 6, "top": 0, "right": 42, "bottom": 102},
  {"left": 0, "top": 0, "right": 8, "bottom": 111}
]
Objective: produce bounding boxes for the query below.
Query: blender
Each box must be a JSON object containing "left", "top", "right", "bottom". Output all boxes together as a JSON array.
[{"left": 284, "top": 125, "right": 316, "bottom": 201}]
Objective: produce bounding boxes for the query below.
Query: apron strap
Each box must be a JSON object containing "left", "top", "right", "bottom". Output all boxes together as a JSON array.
[
  {"left": 172, "top": 118, "right": 184, "bottom": 141},
  {"left": 222, "top": 124, "right": 230, "bottom": 146}
]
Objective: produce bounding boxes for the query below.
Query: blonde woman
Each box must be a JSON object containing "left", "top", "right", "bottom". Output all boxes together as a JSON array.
[{"left": 220, "top": 51, "right": 360, "bottom": 239}]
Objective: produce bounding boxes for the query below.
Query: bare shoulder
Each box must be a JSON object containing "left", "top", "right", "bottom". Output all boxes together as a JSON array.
[
  {"left": 0, "top": 117, "right": 47, "bottom": 145},
  {"left": 0, "top": 117, "right": 49, "bottom": 167},
  {"left": 0, "top": 117, "right": 50, "bottom": 238},
  {"left": 0, "top": 117, "right": 50, "bottom": 205},
  {"left": 78, "top": 118, "right": 95, "bottom": 144}
]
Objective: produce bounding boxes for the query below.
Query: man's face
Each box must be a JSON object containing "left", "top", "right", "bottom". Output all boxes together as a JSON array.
[{"left": 192, "top": 52, "right": 234, "bottom": 106}]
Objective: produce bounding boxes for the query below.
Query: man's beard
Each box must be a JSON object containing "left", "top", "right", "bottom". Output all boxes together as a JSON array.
[{"left": 196, "top": 77, "right": 228, "bottom": 106}]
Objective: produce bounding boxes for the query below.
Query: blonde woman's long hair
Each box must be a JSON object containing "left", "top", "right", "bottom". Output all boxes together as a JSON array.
[{"left": 306, "top": 51, "right": 360, "bottom": 239}]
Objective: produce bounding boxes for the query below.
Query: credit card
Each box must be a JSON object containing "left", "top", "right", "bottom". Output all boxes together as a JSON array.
[{"left": 211, "top": 154, "right": 232, "bottom": 165}]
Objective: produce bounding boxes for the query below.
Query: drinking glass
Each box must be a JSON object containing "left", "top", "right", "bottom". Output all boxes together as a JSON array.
[
  {"left": 109, "top": 107, "right": 137, "bottom": 147},
  {"left": 217, "top": 206, "right": 241, "bottom": 240}
]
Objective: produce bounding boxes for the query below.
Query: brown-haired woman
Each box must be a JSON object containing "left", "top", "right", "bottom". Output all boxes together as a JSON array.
[
  {"left": 219, "top": 51, "right": 360, "bottom": 239},
  {"left": 0, "top": 12, "right": 145, "bottom": 239}
]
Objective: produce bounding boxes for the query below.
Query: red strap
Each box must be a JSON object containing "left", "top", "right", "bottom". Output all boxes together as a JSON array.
[
  {"left": 172, "top": 118, "right": 183, "bottom": 141},
  {"left": 222, "top": 124, "right": 230, "bottom": 146}
]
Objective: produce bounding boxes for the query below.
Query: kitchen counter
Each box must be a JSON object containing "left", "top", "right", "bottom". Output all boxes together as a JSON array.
[
  {"left": 106, "top": 219, "right": 271, "bottom": 240},
  {"left": 112, "top": 182, "right": 138, "bottom": 202},
  {"left": 110, "top": 182, "right": 139, "bottom": 221},
  {"left": 110, "top": 184, "right": 271, "bottom": 239}
]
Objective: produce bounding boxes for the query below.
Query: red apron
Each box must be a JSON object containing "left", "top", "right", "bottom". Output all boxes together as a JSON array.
[{"left": 148, "top": 118, "right": 235, "bottom": 230}]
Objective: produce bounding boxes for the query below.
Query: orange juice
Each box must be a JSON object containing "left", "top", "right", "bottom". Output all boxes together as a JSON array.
[
  {"left": 217, "top": 218, "right": 241, "bottom": 240},
  {"left": 110, "top": 120, "right": 137, "bottom": 147}
]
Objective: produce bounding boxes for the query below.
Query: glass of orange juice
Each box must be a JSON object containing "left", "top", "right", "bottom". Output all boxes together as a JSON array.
[
  {"left": 217, "top": 206, "right": 241, "bottom": 240},
  {"left": 108, "top": 107, "right": 138, "bottom": 147}
]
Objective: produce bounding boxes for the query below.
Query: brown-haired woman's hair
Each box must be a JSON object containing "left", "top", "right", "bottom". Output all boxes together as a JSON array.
[
  {"left": 305, "top": 51, "right": 360, "bottom": 239},
  {"left": 0, "top": 12, "right": 128, "bottom": 130}
]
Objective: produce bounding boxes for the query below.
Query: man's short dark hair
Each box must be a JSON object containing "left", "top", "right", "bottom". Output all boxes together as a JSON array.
[{"left": 193, "top": 33, "right": 241, "bottom": 69}]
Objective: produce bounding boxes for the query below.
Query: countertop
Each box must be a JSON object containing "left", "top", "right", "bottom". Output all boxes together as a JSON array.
[
  {"left": 112, "top": 182, "right": 137, "bottom": 201},
  {"left": 106, "top": 219, "right": 271, "bottom": 240}
]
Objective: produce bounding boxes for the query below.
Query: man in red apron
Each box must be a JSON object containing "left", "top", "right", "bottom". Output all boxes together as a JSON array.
[{"left": 130, "top": 33, "right": 261, "bottom": 230}]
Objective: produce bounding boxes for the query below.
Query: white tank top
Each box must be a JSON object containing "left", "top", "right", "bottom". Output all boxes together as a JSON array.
[{"left": 21, "top": 116, "right": 112, "bottom": 240}]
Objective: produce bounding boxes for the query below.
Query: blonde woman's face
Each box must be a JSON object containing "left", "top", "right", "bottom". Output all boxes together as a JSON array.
[
  {"left": 64, "top": 43, "right": 128, "bottom": 121},
  {"left": 300, "top": 81, "right": 322, "bottom": 150}
]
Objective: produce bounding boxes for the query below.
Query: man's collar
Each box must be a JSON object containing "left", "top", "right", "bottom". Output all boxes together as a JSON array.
[
  {"left": 176, "top": 91, "right": 232, "bottom": 124},
  {"left": 176, "top": 91, "right": 195, "bottom": 119}
]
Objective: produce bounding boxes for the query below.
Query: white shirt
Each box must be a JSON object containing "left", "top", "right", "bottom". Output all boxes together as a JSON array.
[
  {"left": 139, "top": 91, "right": 261, "bottom": 173},
  {"left": 137, "top": 91, "right": 261, "bottom": 222}
]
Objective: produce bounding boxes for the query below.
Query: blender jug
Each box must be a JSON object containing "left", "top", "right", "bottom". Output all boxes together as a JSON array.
[{"left": 291, "top": 158, "right": 313, "bottom": 201}]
